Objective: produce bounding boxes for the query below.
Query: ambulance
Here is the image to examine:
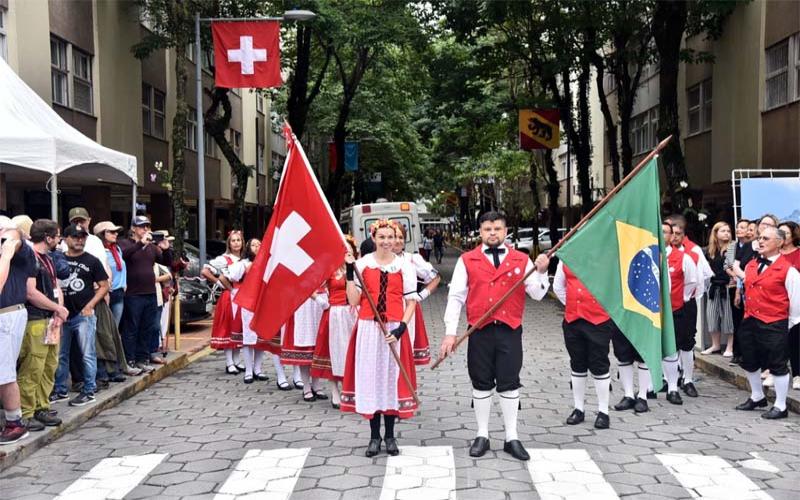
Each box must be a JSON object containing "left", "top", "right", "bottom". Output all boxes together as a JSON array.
[{"left": 340, "top": 200, "right": 423, "bottom": 254}]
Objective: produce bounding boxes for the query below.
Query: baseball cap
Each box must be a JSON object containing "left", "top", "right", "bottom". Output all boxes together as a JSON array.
[
  {"left": 68, "top": 207, "right": 90, "bottom": 222},
  {"left": 64, "top": 223, "right": 89, "bottom": 238},
  {"left": 132, "top": 215, "right": 151, "bottom": 227},
  {"left": 93, "top": 221, "right": 124, "bottom": 236},
  {"left": 11, "top": 215, "right": 33, "bottom": 238}
]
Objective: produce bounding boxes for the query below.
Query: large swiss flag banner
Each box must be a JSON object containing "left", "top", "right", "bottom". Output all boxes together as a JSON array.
[
  {"left": 235, "top": 123, "right": 347, "bottom": 340},
  {"left": 211, "top": 21, "right": 282, "bottom": 88}
]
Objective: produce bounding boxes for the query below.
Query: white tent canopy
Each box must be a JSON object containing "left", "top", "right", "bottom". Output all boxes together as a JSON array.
[{"left": 0, "top": 56, "right": 137, "bottom": 219}]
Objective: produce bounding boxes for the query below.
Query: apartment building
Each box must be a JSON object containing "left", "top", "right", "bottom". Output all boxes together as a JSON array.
[
  {"left": 555, "top": 0, "right": 800, "bottom": 225},
  {"left": 0, "top": 0, "right": 279, "bottom": 239}
]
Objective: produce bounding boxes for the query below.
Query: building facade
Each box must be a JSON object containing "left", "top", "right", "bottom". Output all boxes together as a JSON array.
[{"left": 0, "top": 0, "right": 280, "bottom": 239}]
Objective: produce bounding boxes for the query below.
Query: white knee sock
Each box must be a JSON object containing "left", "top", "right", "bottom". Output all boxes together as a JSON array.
[
  {"left": 299, "top": 366, "right": 312, "bottom": 394},
  {"left": 272, "top": 355, "right": 287, "bottom": 384},
  {"left": 233, "top": 348, "right": 241, "bottom": 365},
  {"left": 592, "top": 373, "right": 611, "bottom": 414},
  {"left": 311, "top": 373, "right": 324, "bottom": 393},
  {"left": 329, "top": 380, "right": 341, "bottom": 405},
  {"left": 746, "top": 370, "right": 765, "bottom": 401},
  {"left": 253, "top": 350, "right": 265, "bottom": 375},
  {"left": 637, "top": 364, "right": 651, "bottom": 399},
  {"left": 679, "top": 350, "right": 694, "bottom": 384},
  {"left": 498, "top": 389, "right": 520, "bottom": 442},
  {"left": 773, "top": 374, "right": 790, "bottom": 411},
  {"left": 618, "top": 363, "right": 635, "bottom": 398},
  {"left": 225, "top": 349, "right": 235, "bottom": 367},
  {"left": 662, "top": 354, "right": 680, "bottom": 392},
  {"left": 293, "top": 365, "right": 303, "bottom": 384},
  {"left": 242, "top": 346, "right": 254, "bottom": 377},
  {"left": 472, "top": 389, "right": 493, "bottom": 438},
  {"left": 571, "top": 371, "right": 587, "bottom": 411}
]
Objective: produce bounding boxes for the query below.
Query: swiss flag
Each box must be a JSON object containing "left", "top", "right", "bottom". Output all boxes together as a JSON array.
[
  {"left": 211, "top": 21, "right": 282, "bottom": 89},
  {"left": 235, "top": 123, "right": 347, "bottom": 340}
]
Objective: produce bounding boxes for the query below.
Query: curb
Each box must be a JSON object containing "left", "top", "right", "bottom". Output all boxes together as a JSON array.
[
  {"left": 694, "top": 351, "right": 800, "bottom": 414},
  {"left": 0, "top": 343, "right": 214, "bottom": 472}
]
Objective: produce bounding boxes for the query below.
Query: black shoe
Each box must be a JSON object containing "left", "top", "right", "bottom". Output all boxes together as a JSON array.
[
  {"left": 303, "top": 392, "right": 317, "bottom": 402},
  {"left": 682, "top": 382, "right": 698, "bottom": 398},
  {"left": 331, "top": 402, "right": 340, "bottom": 410},
  {"left": 613, "top": 397, "right": 636, "bottom": 411},
  {"left": 658, "top": 381, "right": 668, "bottom": 393},
  {"left": 594, "top": 412, "right": 610, "bottom": 429},
  {"left": 634, "top": 398, "right": 649, "bottom": 413},
  {"left": 69, "top": 393, "right": 96, "bottom": 407},
  {"left": 313, "top": 390, "right": 329, "bottom": 401},
  {"left": 49, "top": 392, "right": 69, "bottom": 404},
  {"left": 293, "top": 380, "right": 304, "bottom": 389},
  {"left": 70, "top": 382, "right": 84, "bottom": 393},
  {"left": 235, "top": 363, "right": 246, "bottom": 373},
  {"left": 666, "top": 391, "right": 683, "bottom": 405},
  {"left": 503, "top": 440, "right": 530, "bottom": 461},
  {"left": 566, "top": 409, "right": 585, "bottom": 425},
  {"left": 385, "top": 437, "right": 399, "bottom": 456},
  {"left": 735, "top": 397, "right": 768, "bottom": 411},
  {"left": 23, "top": 418, "right": 46, "bottom": 432},
  {"left": 34, "top": 410, "right": 61, "bottom": 427},
  {"left": 96, "top": 379, "right": 110, "bottom": 391},
  {"left": 110, "top": 374, "right": 127, "bottom": 383},
  {"left": 730, "top": 356, "right": 742, "bottom": 366},
  {"left": 255, "top": 373, "right": 269, "bottom": 381},
  {"left": 469, "top": 436, "right": 490, "bottom": 457},
  {"left": 365, "top": 438, "right": 381, "bottom": 457},
  {"left": 243, "top": 375, "right": 254, "bottom": 384},
  {"left": 646, "top": 390, "right": 657, "bottom": 400},
  {"left": 277, "top": 380, "right": 292, "bottom": 391},
  {"left": 226, "top": 365, "right": 239, "bottom": 375},
  {"left": 761, "top": 407, "right": 788, "bottom": 419}
]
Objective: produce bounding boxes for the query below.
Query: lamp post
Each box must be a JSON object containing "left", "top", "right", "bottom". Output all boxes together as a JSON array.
[{"left": 193, "top": 9, "right": 315, "bottom": 266}]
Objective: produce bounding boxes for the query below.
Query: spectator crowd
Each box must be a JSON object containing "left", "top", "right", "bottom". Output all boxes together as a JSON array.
[{"left": 0, "top": 207, "right": 178, "bottom": 445}]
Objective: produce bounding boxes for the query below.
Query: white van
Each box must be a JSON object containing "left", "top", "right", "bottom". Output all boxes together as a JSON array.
[{"left": 340, "top": 201, "right": 422, "bottom": 254}]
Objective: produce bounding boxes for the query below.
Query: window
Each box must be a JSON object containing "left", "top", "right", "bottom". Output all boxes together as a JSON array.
[
  {"left": 202, "top": 49, "right": 214, "bottom": 73},
  {"left": 51, "top": 37, "right": 69, "bottom": 106},
  {"left": 205, "top": 129, "right": 215, "bottom": 157},
  {"left": 185, "top": 43, "right": 195, "bottom": 62},
  {"left": 629, "top": 107, "right": 660, "bottom": 155},
  {"left": 765, "top": 35, "right": 800, "bottom": 110},
  {"left": 687, "top": 79, "right": 712, "bottom": 134},
  {"left": 72, "top": 49, "right": 93, "bottom": 113},
  {"left": 142, "top": 83, "right": 152, "bottom": 135},
  {"left": 142, "top": 84, "right": 166, "bottom": 139},
  {"left": 256, "top": 94, "right": 264, "bottom": 114},
  {"left": 186, "top": 107, "right": 197, "bottom": 150},
  {"left": 649, "top": 107, "right": 659, "bottom": 147},
  {"left": 0, "top": 8, "right": 8, "bottom": 61},
  {"left": 230, "top": 129, "right": 241, "bottom": 157},
  {"left": 257, "top": 143, "right": 265, "bottom": 174}
]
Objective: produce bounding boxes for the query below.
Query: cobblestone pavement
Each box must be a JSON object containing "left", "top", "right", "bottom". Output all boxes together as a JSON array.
[{"left": 3, "top": 251, "right": 800, "bottom": 499}]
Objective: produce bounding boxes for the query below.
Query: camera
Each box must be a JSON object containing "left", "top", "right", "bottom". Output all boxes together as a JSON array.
[{"left": 152, "top": 233, "right": 165, "bottom": 243}]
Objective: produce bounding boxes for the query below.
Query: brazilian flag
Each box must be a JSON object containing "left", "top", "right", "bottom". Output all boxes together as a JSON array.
[{"left": 555, "top": 158, "right": 676, "bottom": 387}]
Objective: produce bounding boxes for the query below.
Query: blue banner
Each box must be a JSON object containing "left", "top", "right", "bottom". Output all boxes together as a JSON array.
[{"left": 344, "top": 142, "right": 359, "bottom": 172}]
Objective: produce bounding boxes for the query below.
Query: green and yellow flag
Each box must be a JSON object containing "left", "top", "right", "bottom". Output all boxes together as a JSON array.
[{"left": 555, "top": 158, "right": 676, "bottom": 387}]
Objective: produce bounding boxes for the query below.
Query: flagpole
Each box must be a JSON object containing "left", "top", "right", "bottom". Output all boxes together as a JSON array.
[
  {"left": 195, "top": 12, "right": 207, "bottom": 267},
  {"left": 431, "top": 135, "right": 673, "bottom": 370}
]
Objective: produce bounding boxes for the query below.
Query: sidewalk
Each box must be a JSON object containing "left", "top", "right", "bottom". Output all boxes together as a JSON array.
[
  {"left": 694, "top": 350, "right": 800, "bottom": 414},
  {"left": 0, "top": 320, "right": 213, "bottom": 472}
]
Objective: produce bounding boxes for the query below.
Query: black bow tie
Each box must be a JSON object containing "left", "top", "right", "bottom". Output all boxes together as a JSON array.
[
  {"left": 757, "top": 256, "right": 773, "bottom": 267},
  {"left": 484, "top": 247, "right": 506, "bottom": 255}
]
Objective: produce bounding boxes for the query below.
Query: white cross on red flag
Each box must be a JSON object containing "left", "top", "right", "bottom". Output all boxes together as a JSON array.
[
  {"left": 235, "top": 123, "right": 347, "bottom": 340},
  {"left": 211, "top": 21, "right": 282, "bottom": 88}
]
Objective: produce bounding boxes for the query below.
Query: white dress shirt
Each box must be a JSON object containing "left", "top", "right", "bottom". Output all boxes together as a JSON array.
[
  {"left": 443, "top": 244, "right": 549, "bottom": 337},
  {"left": 667, "top": 245, "right": 700, "bottom": 302},
  {"left": 747, "top": 253, "right": 800, "bottom": 328}
]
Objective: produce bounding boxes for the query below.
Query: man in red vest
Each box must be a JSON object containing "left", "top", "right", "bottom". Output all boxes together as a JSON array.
[
  {"left": 735, "top": 226, "right": 800, "bottom": 419},
  {"left": 552, "top": 261, "right": 614, "bottom": 429},
  {"left": 440, "top": 211, "right": 550, "bottom": 461}
]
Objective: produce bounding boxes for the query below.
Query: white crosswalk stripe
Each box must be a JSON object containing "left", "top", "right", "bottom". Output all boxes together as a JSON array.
[
  {"left": 656, "top": 453, "right": 773, "bottom": 499},
  {"left": 213, "top": 448, "right": 311, "bottom": 500},
  {"left": 527, "top": 449, "right": 620, "bottom": 500},
  {"left": 379, "top": 446, "right": 456, "bottom": 500},
  {"left": 55, "top": 453, "right": 166, "bottom": 500}
]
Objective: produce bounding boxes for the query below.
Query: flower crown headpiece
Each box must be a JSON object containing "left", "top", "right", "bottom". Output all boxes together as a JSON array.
[{"left": 369, "top": 219, "right": 399, "bottom": 237}]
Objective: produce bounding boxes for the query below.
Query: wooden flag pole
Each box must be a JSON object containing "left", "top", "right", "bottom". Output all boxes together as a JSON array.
[
  {"left": 431, "top": 135, "right": 673, "bottom": 370},
  {"left": 353, "top": 266, "right": 421, "bottom": 406}
]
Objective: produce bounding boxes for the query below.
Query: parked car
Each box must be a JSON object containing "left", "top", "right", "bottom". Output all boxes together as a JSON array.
[
  {"left": 177, "top": 277, "right": 213, "bottom": 324},
  {"left": 506, "top": 228, "right": 536, "bottom": 253}
]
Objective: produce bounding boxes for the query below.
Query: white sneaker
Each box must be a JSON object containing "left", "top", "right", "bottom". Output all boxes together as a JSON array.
[
  {"left": 763, "top": 375, "right": 774, "bottom": 388},
  {"left": 792, "top": 376, "right": 800, "bottom": 390}
]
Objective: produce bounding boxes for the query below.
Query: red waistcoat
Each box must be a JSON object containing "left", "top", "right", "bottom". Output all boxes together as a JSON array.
[
  {"left": 744, "top": 255, "right": 791, "bottom": 323},
  {"left": 668, "top": 247, "right": 685, "bottom": 311},
  {"left": 563, "top": 265, "right": 609, "bottom": 325},
  {"left": 463, "top": 246, "right": 528, "bottom": 330},
  {"left": 327, "top": 274, "right": 347, "bottom": 306},
  {"left": 357, "top": 266, "right": 405, "bottom": 322}
]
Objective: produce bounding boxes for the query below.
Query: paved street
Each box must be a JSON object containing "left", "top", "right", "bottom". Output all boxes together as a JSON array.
[{"left": 2, "top": 251, "right": 800, "bottom": 500}]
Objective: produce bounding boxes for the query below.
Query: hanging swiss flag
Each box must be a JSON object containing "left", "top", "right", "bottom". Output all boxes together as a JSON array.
[
  {"left": 235, "top": 123, "right": 347, "bottom": 340},
  {"left": 211, "top": 21, "right": 282, "bottom": 88}
]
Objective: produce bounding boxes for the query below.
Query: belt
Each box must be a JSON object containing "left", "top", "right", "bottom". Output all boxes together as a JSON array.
[{"left": 0, "top": 304, "right": 25, "bottom": 315}]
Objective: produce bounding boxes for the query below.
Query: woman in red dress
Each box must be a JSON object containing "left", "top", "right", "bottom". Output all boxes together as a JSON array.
[
  {"left": 203, "top": 231, "right": 244, "bottom": 374},
  {"left": 341, "top": 220, "right": 418, "bottom": 457},
  {"left": 311, "top": 236, "right": 359, "bottom": 408},
  {"left": 281, "top": 287, "right": 330, "bottom": 402}
]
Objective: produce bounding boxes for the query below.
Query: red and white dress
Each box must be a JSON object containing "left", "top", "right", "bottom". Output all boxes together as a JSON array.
[
  {"left": 280, "top": 289, "right": 329, "bottom": 365},
  {"left": 401, "top": 252, "right": 436, "bottom": 365},
  {"left": 311, "top": 271, "right": 358, "bottom": 380},
  {"left": 209, "top": 254, "right": 243, "bottom": 350},
  {"left": 228, "top": 259, "right": 280, "bottom": 353},
  {"left": 341, "top": 253, "right": 418, "bottom": 419}
]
